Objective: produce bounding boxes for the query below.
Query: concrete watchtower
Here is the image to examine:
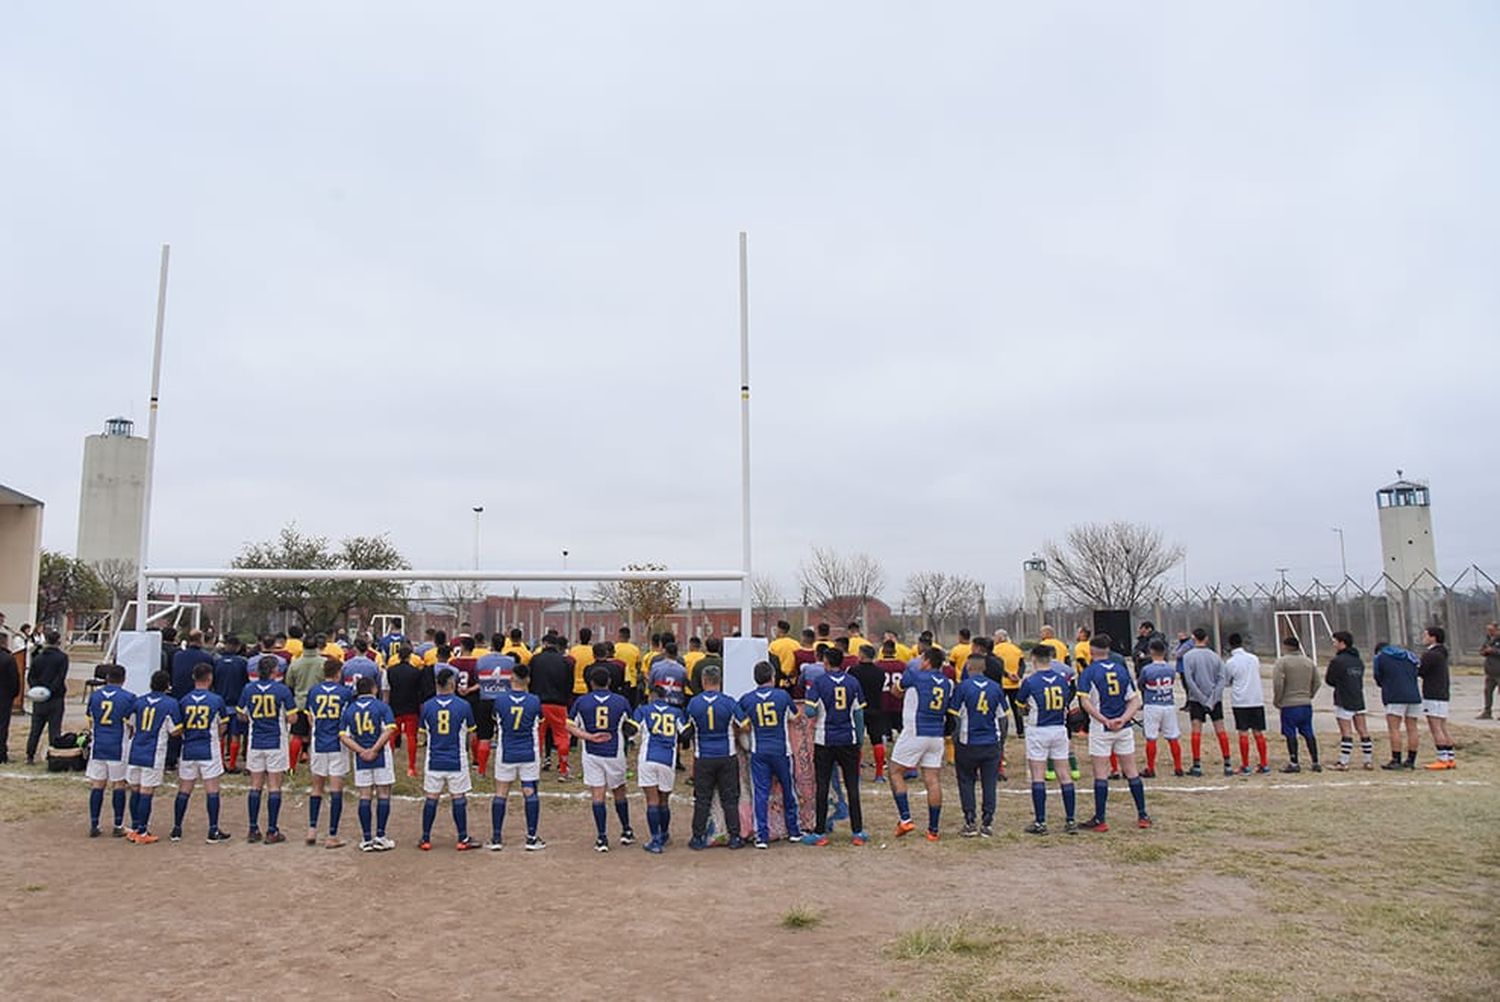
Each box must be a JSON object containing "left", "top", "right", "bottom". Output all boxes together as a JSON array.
[{"left": 1376, "top": 472, "right": 1438, "bottom": 589}]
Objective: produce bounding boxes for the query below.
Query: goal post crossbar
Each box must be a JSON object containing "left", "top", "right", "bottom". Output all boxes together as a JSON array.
[{"left": 145, "top": 567, "right": 747, "bottom": 584}]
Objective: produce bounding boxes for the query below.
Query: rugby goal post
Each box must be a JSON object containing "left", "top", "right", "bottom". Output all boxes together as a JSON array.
[
  {"left": 1274, "top": 610, "right": 1335, "bottom": 663},
  {"left": 120, "top": 237, "right": 765, "bottom": 690}
]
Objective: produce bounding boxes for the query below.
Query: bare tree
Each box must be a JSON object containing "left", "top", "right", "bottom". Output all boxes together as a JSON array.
[
  {"left": 592, "top": 563, "right": 682, "bottom": 635},
  {"left": 798, "top": 547, "right": 885, "bottom": 627},
  {"left": 903, "top": 571, "right": 979, "bottom": 636},
  {"left": 1042, "top": 521, "right": 1184, "bottom": 611},
  {"left": 435, "top": 580, "right": 484, "bottom": 628},
  {"left": 92, "top": 558, "right": 137, "bottom": 624},
  {"left": 751, "top": 574, "right": 786, "bottom": 636}
]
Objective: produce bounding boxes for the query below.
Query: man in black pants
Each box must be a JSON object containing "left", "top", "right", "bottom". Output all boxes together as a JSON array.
[
  {"left": 26, "top": 629, "right": 69, "bottom": 764},
  {"left": 803, "top": 647, "right": 867, "bottom": 845},
  {"left": 0, "top": 635, "right": 19, "bottom": 763},
  {"left": 684, "top": 665, "right": 744, "bottom": 849}
]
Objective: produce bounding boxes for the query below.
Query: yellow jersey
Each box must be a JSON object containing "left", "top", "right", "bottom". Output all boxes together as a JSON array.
[
  {"left": 1073, "top": 641, "right": 1092, "bottom": 669},
  {"left": 1041, "top": 637, "right": 1070, "bottom": 664},
  {"left": 321, "top": 642, "right": 345, "bottom": 662},
  {"left": 995, "top": 642, "right": 1025, "bottom": 688},
  {"left": 949, "top": 642, "right": 973, "bottom": 672},
  {"left": 614, "top": 641, "right": 642, "bottom": 685},
  {"left": 500, "top": 642, "right": 532, "bottom": 666},
  {"left": 569, "top": 643, "right": 596, "bottom": 695},
  {"left": 767, "top": 636, "right": 799, "bottom": 680},
  {"left": 284, "top": 637, "right": 304, "bottom": 657}
]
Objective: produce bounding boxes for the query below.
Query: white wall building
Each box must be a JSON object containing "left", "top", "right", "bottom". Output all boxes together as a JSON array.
[
  {"left": 1376, "top": 473, "right": 1438, "bottom": 589},
  {"left": 0, "top": 484, "right": 44, "bottom": 636},
  {"left": 77, "top": 417, "right": 146, "bottom": 569}
]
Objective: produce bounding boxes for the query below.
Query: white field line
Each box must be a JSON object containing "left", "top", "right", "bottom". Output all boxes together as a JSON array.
[{"left": 1, "top": 769, "right": 1488, "bottom": 806}]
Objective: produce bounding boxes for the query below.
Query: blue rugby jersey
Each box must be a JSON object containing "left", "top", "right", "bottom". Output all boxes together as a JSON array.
[
  {"left": 128, "top": 693, "right": 181, "bottom": 769},
  {"left": 1139, "top": 662, "right": 1177, "bottom": 706},
  {"left": 1018, "top": 667, "right": 1074, "bottom": 728},
  {"left": 420, "top": 695, "right": 474, "bottom": 772},
  {"left": 494, "top": 690, "right": 542, "bottom": 764},
  {"left": 950, "top": 675, "right": 1006, "bottom": 745},
  {"left": 685, "top": 691, "right": 744, "bottom": 758},
  {"left": 307, "top": 681, "right": 355, "bottom": 753},
  {"left": 1080, "top": 659, "right": 1135, "bottom": 720},
  {"left": 179, "top": 690, "right": 228, "bottom": 762},
  {"left": 900, "top": 666, "right": 952, "bottom": 737},
  {"left": 86, "top": 685, "right": 136, "bottom": 761},
  {"left": 806, "top": 671, "right": 864, "bottom": 746},
  {"left": 633, "top": 700, "right": 687, "bottom": 768},
  {"left": 340, "top": 696, "right": 396, "bottom": 771},
  {"left": 739, "top": 686, "right": 794, "bottom": 757},
  {"left": 571, "top": 690, "right": 631, "bottom": 759},
  {"left": 238, "top": 679, "right": 295, "bottom": 750}
]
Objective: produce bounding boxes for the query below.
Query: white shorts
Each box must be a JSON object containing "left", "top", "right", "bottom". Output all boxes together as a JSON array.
[
  {"left": 423, "top": 769, "right": 472, "bottom": 796},
  {"left": 86, "top": 758, "right": 127, "bottom": 783},
  {"left": 354, "top": 765, "right": 396, "bottom": 788},
  {"left": 1088, "top": 722, "right": 1137, "bottom": 757},
  {"left": 1384, "top": 703, "right": 1423, "bottom": 719},
  {"left": 891, "top": 732, "right": 946, "bottom": 770},
  {"left": 1422, "top": 700, "right": 1449, "bottom": 719},
  {"left": 1333, "top": 705, "right": 1364, "bottom": 722},
  {"left": 1025, "top": 725, "right": 1070, "bottom": 763},
  {"left": 127, "top": 764, "right": 164, "bottom": 789},
  {"left": 1141, "top": 704, "right": 1181, "bottom": 740},
  {"left": 178, "top": 758, "right": 224, "bottom": 781},
  {"left": 247, "top": 748, "right": 289, "bottom": 774},
  {"left": 310, "top": 750, "right": 349, "bottom": 778},
  {"left": 583, "top": 754, "right": 626, "bottom": 789},
  {"left": 637, "top": 760, "right": 676, "bottom": 792},
  {"left": 495, "top": 759, "right": 540, "bottom": 784}
]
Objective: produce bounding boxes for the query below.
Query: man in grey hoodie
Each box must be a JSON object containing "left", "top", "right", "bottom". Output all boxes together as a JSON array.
[{"left": 1181, "top": 628, "right": 1232, "bottom": 777}]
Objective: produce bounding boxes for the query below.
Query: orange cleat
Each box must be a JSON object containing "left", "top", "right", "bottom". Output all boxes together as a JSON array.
[
  {"left": 1423, "top": 761, "right": 1452, "bottom": 770},
  {"left": 134, "top": 832, "right": 159, "bottom": 845},
  {"left": 895, "top": 819, "right": 916, "bottom": 838},
  {"left": 924, "top": 830, "right": 940, "bottom": 843}
]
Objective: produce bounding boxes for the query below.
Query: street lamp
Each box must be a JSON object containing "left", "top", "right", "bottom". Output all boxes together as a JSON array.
[
  {"left": 1331, "top": 527, "right": 1347, "bottom": 581},
  {"left": 471, "top": 506, "right": 484, "bottom": 571}
]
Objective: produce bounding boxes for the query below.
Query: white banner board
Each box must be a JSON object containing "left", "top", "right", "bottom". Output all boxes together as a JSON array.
[
  {"left": 721, "top": 636, "right": 769, "bottom": 699},
  {"left": 116, "top": 630, "right": 163, "bottom": 696}
]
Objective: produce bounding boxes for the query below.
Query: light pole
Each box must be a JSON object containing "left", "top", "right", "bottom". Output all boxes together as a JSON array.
[
  {"left": 471, "top": 506, "right": 484, "bottom": 571},
  {"left": 1331, "top": 527, "right": 1347, "bottom": 581},
  {"left": 562, "top": 549, "right": 575, "bottom": 639}
]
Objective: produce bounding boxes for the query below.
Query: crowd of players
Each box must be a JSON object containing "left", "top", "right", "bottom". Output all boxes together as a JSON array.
[{"left": 68, "top": 614, "right": 1458, "bottom": 852}]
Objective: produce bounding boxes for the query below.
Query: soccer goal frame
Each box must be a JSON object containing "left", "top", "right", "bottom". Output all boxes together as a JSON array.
[
  {"left": 1274, "top": 609, "right": 1335, "bottom": 663},
  {"left": 127, "top": 236, "right": 759, "bottom": 637}
]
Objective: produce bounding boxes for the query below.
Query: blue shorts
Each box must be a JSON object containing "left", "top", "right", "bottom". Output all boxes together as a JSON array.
[{"left": 1279, "top": 704, "right": 1314, "bottom": 739}]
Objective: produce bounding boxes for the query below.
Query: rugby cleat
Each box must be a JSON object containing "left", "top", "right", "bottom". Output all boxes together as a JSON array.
[
  {"left": 134, "top": 832, "right": 159, "bottom": 845},
  {"left": 375, "top": 836, "right": 396, "bottom": 851},
  {"left": 802, "top": 833, "right": 830, "bottom": 847},
  {"left": 594, "top": 837, "right": 610, "bottom": 853},
  {"left": 619, "top": 829, "right": 636, "bottom": 846},
  {"left": 418, "top": 838, "right": 433, "bottom": 851},
  {"left": 924, "top": 830, "right": 940, "bottom": 843},
  {"left": 753, "top": 838, "right": 769, "bottom": 850},
  {"left": 1137, "top": 816, "right": 1153, "bottom": 829},
  {"left": 979, "top": 824, "right": 994, "bottom": 838},
  {"left": 359, "top": 840, "right": 377, "bottom": 852},
  {"left": 850, "top": 831, "right": 868, "bottom": 847},
  {"left": 324, "top": 837, "right": 346, "bottom": 849},
  {"left": 524, "top": 836, "right": 547, "bottom": 851},
  {"left": 728, "top": 836, "right": 746, "bottom": 850},
  {"left": 1024, "top": 821, "right": 1048, "bottom": 836},
  {"left": 205, "top": 830, "right": 231, "bottom": 844},
  {"left": 1064, "top": 820, "right": 1079, "bottom": 835},
  {"left": 112, "top": 826, "right": 127, "bottom": 839},
  {"left": 895, "top": 819, "right": 916, "bottom": 838},
  {"left": 170, "top": 827, "right": 183, "bottom": 842},
  {"left": 263, "top": 831, "right": 287, "bottom": 845},
  {"left": 1080, "top": 818, "right": 1109, "bottom": 833},
  {"left": 689, "top": 836, "right": 708, "bottom": 851},
  {"left": 88, "top": 827, "right": 101, "bottom": 838},
  {"left": 455, "top": 836, "right": 481, "bottom": 851},
  {"left": 247, "top": 829, "right": 263, "bottom": 844},
  {"left": 960, "top": 822, "right": 979, "bottom": 838}
]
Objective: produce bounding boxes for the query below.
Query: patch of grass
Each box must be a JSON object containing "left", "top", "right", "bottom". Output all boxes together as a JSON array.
[
  {"left": 780, "top": 904, "right": 820, "bottom": 929},
  {"left": 1112, "top": 841, "right": 1178, "bottom": 864},
  {"left": 888, "top": 921, "right": 1013, "bottom": 959},
  {"left": 23, "top": 884, "right": 46, "bottom": 893}
]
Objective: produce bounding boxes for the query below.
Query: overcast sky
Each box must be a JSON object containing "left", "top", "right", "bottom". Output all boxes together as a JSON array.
[{"left": 3, "top": 2, "right": 1496, "bottom": 605}]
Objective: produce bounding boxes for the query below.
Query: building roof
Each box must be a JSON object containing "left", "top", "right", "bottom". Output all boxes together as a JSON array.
[
  {"left": 1378, "top": 477, "right": 1427, "bottom": 493},
  {"left": 0, "top": 484, "right": 44, "bottom": 507}
]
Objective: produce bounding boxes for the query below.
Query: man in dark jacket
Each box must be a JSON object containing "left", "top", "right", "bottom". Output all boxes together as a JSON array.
[
  {"left": 1372, "top": 641, "right": 1422, "bottom": 770},
  {"left": 1418, "top": 627, "right": 1454, "bottom": 770},
  {"left": 384, "top": 643, "right": 429, "bottom": 778},
  {"left": 0, "top": 635, "right": 19, "bottom": 763},
  {"left": 529, "top": 636, "right": 575, "bottom": 779},
  {"left": 1133, "top": 621, "right": 1166, "bottom": 673},
  {"left": 25, "top": 629, "right": 69, "bottom": 764},
  {"left": 214, "top": 636, "right": 251, "bottom": 772},
  {"left": 1325, "top": 631, "right": 1372, "bottom": 770},
  {"left": 168, "top": 630, "right": 217, "bottom": 768}
]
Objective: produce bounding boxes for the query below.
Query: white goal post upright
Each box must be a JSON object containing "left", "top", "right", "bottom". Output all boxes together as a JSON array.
[{"left": 132, "top": 236, "right": 757, "bottom": 637}]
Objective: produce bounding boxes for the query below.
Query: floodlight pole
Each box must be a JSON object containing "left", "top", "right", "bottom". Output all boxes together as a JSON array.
[
  {"left": 134, "top": 244, "right": 170, "bottom": 631},
  {"left": 737, "top": 232, "right": 753, "bottom": 637}
]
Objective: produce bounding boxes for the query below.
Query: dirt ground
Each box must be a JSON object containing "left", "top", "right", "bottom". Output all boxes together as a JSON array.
[{"left": 2, "top": 675, "right": 1497, "bottom": 1001}]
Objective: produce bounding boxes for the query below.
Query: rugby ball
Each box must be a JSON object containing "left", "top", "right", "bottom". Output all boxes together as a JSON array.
[{"left": 27, "top": 686, "right": 51, "bottom": 702}]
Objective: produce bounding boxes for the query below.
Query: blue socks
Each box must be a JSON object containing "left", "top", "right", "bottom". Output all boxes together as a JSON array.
[
  {"left": 928, "top": 804, "right": 941, "bottom": 834},
  {"left": 893, "top": 791, "right": 911, "bottom": 822},
  {"left": 376, "top": 798, "right": 390, "bottom": 837},
  {"left": 1061, "top": 784, "right": 1076, "bottom": 822},
  {"left": 523, "top": 791, "right": 540, "bottom": 838},
  {"left": 206, "top": 793, "right": 221, "bottom": 832},
  {"left": 452, "top": 796, "right": 468, "bottom": 840},
  {"left": 328, "top": 794, "right": 342, "bottom": 836},
  {"left": 646, "top": 804, "right": 662, "bottom": 839},
  {"left": 1031, "top": 782, "right": 1046, "bottom": 822},
  {"left": 659, "top": 803, "right": 670, "bottom": 836},
  {"left": 592, "top": 802, "right": 608, "bottom": 838},
  {"left": 421, "top": 798, "right": 438, "bottom": 840},
  {"left": 89, "top": 788, "right": 104, "bottom": 827},
  {"left": 359, "top": 799, "right": 373, "bottom": 840},
  {"left": 174, "top": 792, "right": 190, "bottom": 828},
  {"left": 614, "top": 798, "right": 632, "bottom": 833},
  {"left": 128, "top": 790, "right": 141, "bottom": 829},
  {"left": 136, "top": 793, "right": 153, "bottom": 833},
  {"left": 1128, "top": 777, "right": 1146, "bottom": 818},
  {"left": 1094, "top": 779, "right": 1109, "bottom": 822},
  {"left": 492, "top": 797, "right": 507, "bottom": 842},
  {"left": 112, "top": 788, "right": 126, "bottom": 826},
  {"left": 309, "top": 795, "right": 322, "bottom": 829},
  {"left": 247, "top": 789, "right": 262, "bottom": 830},
  {"left": 267, "top": 792, "right": 282, "bottom": 833}
]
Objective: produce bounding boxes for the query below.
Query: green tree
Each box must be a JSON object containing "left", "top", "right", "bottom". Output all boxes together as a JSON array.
[
  {"left": 36, "top": 550, "right": 110, "bottom": 624},
  {"left": 593, "top": 562, "right": 682, "bottom": 634},
  {"left": 218, "top": 524, "right": 409, "bottom": 633}
]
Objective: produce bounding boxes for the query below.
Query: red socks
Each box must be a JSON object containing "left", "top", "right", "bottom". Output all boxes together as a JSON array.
[
  {"left": 1168, "top": 739, "right": 1183, "bottom": 772},
  {"left": 227, "top": 738, "right": 240, "bottom": 772},
  {"left": 1191, "top": 732, "right": 1203, "bottom": 762},
  {"left": 288, "top": 736, "right": 304, "bottom": 772},
  {"left": 1216, "top": 731, "right": 1232, "bottom": 761},
  {"left": 1146, "top": 739, "right": 1158, "bottom": 772},
  {"left": 872, "top": 743, "right": 886, "bottom": 779},
  {"left": 1255, "top": 733, "right": 1268, "bottom": 767},
  {"left": 1109, "top": 752, "right": 1120, "bottom": 775},
  {"left": 475, "top": 740, "right": 491, "bottom": 776},
  {"left": 1239, "top": 733, "right": 1251, "bottom": 767}
]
